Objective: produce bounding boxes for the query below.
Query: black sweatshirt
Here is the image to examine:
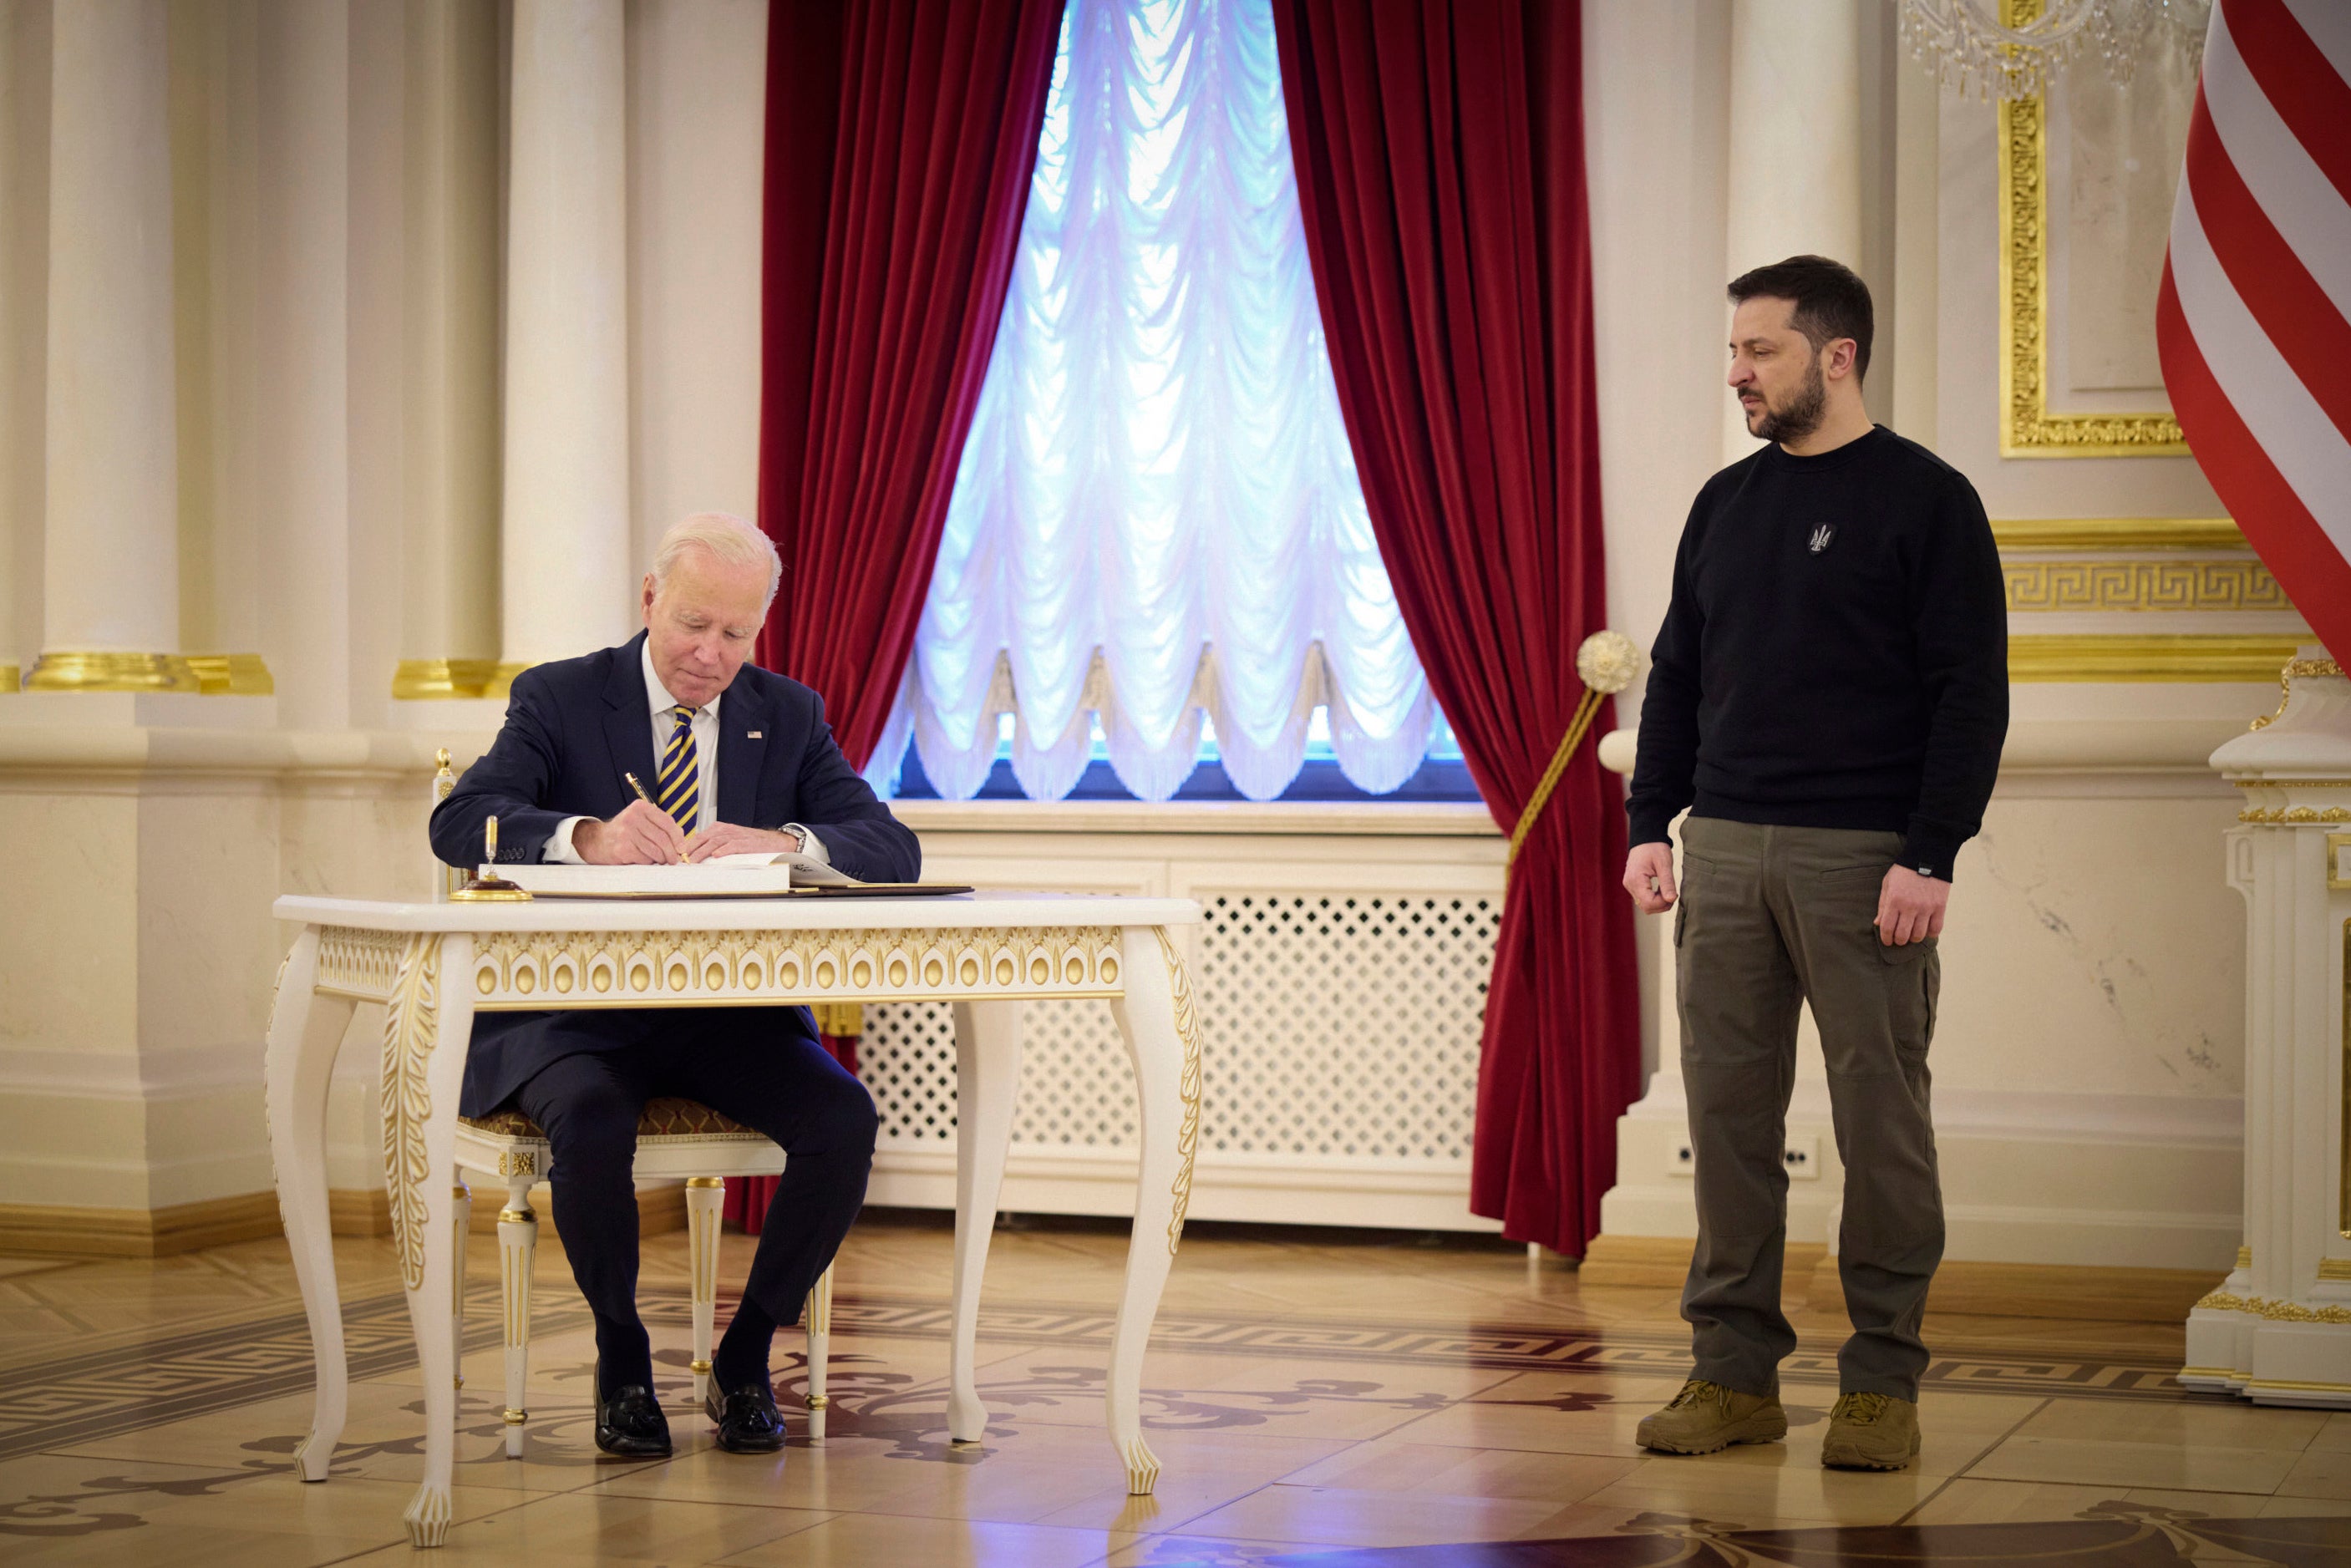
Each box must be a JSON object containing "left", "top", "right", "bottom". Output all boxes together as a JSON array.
[{"left": 1626, "top": 426, "right": 2008, "bottom": 881}]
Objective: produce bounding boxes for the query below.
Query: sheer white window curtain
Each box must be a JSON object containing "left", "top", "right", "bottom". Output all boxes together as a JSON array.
[{"left": 871, "top": 0, "right": 1436, "bottom": 802}]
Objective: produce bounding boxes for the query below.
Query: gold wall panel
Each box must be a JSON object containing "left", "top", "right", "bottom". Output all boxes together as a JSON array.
[
  {"left": 1997, "top": 0, "right": 2189, "bottom": 458},
  {"left": 392, "top": 658, "right": 502, "bottom": 700},
  {"left": 186, "top": 653, "right": 275, "bottom": 695}
]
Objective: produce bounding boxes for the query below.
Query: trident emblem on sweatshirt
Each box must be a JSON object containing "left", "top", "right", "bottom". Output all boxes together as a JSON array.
[{"left": 1808, "top": 523, "right": 1836, "bottom": 554}]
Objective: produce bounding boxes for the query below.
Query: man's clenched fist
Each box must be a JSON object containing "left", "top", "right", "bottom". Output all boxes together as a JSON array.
[{"left": 1623, "top": 841, "right": 1678, "bottom": 914}]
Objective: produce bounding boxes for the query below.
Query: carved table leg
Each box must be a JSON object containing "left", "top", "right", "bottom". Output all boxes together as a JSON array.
[
  {"left": 1104, "top": 926, "right": 1201, "bottom": 1495},
  {"left": 687, "top": 1176, "right": 724, "bottom": 1406},
  {"left": 383, "top": 932, "right": 475, "bottom": 1547},
  {"left": 947, "top": 998, "right": 1023, "bottom": 1443},
  {"left": 266, "top": 927, "right": 358, "bottom": 1484}
]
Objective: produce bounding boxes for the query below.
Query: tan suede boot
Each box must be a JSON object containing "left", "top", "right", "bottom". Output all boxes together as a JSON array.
[
  {"left": 1634, "top": 1378, "right": 1789, "bottom": 1454},
  {"left": 1820, "top": 1391, "right": 1922, "bottom": 1469}
]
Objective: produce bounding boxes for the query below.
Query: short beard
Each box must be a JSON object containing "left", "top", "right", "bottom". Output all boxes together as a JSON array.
[{"left": 1748, "top": 350, "right": 1826, "bottom": 445}]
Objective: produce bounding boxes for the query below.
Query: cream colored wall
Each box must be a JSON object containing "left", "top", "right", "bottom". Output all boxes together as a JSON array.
[
  {"left": 1582, "top": 0, "right": 2267, "bottom": 1270},
  {"left": 0, "top": 0, "right": 2283, "bottom": 1271}
]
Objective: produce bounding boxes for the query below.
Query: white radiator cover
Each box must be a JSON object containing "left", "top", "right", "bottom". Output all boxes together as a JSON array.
[{"left": 861, "top": 802, "right": 1511, "bottom": 1231}]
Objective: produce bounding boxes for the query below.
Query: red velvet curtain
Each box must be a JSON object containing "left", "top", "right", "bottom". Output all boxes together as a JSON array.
[
  {"left": 732, "top": 0, "right": 1061, "bottom": 1235},
  {"left": 1271, "top": 0, "right": 1640, "bottom": 1256},
  {"left": 754, "top": 0, "right": 1064, "bottom": 768}
]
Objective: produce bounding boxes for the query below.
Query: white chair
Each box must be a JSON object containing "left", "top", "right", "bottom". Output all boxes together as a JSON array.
[{"left": 429, "top": 749, "right": 835, "bottom": 1456}]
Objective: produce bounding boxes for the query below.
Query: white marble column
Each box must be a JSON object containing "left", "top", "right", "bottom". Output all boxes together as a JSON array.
[
  {"left": 391, "top": 0, "right": 502, "bottom": 700},
  {"left": 258, "top": 0, "right": 352, "bottom": 726},
  {"left": 28, "top": 0, "right": 194, "bottom": 692},
  {"left": 0, "top": 0, "right": 32, "bottom": 693},
  {"left": 1720, "top": 0, "right": 1864, "bottom": 464},
  {"left": 498, "top": 0, "right": 632, "bottom": 686}
]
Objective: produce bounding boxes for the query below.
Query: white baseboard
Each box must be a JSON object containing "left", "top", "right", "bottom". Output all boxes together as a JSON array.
[
  {"left": 869, "top": 1144, "right": 1503, "bottom": 1234},
  {"left": 1598, "top": 1082, "right": 2242, "bottom": 1270}
]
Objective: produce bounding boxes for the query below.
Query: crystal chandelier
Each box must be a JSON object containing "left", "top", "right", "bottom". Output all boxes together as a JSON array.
[{"left": 1899, "top": 0, "right": 2211, "bottom": 99}]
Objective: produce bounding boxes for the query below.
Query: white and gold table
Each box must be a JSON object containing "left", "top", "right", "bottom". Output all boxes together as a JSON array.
[{"left": 265, "top": 891, "right": 1205, "bottom": 1547}]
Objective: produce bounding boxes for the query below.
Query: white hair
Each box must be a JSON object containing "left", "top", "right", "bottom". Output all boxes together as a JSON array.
[{"left": 649, "top": 512, "right": 783, "bottom": 611}]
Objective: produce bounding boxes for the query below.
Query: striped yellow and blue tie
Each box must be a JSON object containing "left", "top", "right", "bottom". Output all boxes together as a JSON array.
[{"left": 654, "top": 704, "right": 699, "bottom": 831}]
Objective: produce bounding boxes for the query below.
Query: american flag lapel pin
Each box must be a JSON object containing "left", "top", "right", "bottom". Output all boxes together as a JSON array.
[{"left": 748, "top": 730, "right": 763, "bottom": 739}]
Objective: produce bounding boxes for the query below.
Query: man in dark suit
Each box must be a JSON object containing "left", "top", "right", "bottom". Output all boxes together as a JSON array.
[{"left": 431, "top": 512, "right": 918, "bottom": 1459}]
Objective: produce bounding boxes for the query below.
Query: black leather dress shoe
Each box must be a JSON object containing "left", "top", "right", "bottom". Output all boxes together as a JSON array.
[
  {"left": 594, "top": 1368, "right": 673, "bottom": 1459},
  {"left": 705, "top": 1378, "right": 787, "bottom": 1454}
]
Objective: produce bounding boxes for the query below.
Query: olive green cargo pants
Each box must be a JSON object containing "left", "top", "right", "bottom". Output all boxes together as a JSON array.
[{"left": 1674, "top": 815, "right": 1944, "bottom": 1400}]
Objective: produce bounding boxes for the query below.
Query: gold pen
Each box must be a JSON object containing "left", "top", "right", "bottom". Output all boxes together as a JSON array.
[{"left": 623, "top": 771, "right": 691, "bottom": 863}]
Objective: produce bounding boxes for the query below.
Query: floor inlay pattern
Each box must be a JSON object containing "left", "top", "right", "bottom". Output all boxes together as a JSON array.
[{"left": 2, "top": 1220, "right": 2347, "bottom": 1565}]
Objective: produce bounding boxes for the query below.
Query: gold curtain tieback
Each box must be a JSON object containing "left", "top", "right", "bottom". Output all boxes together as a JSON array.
[{"left": 1506, "top": 631, "right": 1640, "bottom": 870}]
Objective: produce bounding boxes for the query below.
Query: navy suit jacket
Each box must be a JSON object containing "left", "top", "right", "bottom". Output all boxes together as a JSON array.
[{"left": 429, "top": 632, "right": 920, "bottom": 1114}]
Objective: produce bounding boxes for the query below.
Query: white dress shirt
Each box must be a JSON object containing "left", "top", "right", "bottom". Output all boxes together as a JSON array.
[{"left": 544, "top": 640, "right": 829, "bottom": 865}]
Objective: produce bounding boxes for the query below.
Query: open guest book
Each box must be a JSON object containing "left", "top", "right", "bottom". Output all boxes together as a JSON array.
[{"left": 479, "top": 852, "right": 972, "bottom": 901}]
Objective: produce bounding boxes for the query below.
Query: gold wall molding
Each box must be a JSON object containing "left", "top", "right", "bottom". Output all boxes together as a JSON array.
[
  {"left": 486, "top": 662, "right": 528, "bottom": 699},
  {"left": 1996, "top": 12, "right": 2188, "bottom": 459},
  {"left": 2009, "top": 635, "right": 2306, "bottom": 683},
  {"left": 23, "top": 652, "right": 201, "bottom": 693},
  {"left": 392, "top": 658, "right": 502, "bottom": 700},
  {"left": 186, "top": 653, "right": 275, "bottom": 695},
  {"left": 1992, "top": 518, "right": 2246, "bottom": 551},
  {"left": 2004, "top": 560, "right": 2288, "bottom": 613},
  {"left": 0, "top": 662, "right": 18, "bottom": 692}
]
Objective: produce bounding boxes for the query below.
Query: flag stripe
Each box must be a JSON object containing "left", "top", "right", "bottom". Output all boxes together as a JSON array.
[
  {"left": 2160, "top": 264, "right": 2351, "bottom": 659},
  {"left": 2202, "top": 1, "right": 2351, "bottom": 312},
  {"left": 2168, "top": 192, "right": 2351, "bottom": 553},
  {"left": 2282, "top": 0, "right": 2351, "bottom": 79},
  {"left": 2224, "top": 0, "right": 2351, "bottom": 205},
  {"left": 2183, "top": 99, "right": 2351, "bottom": 444}
]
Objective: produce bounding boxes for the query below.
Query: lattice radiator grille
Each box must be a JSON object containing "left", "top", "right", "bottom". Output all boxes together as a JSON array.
[{"left": 858, "top": 891, "right": 1498, "bottom": 1170}]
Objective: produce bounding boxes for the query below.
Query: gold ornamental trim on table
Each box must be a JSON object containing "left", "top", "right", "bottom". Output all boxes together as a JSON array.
[
  {"left": 317, "top": 928, "right": 408, "bottom": 1001},
  {"left": 1990, "top": 518, "right": 2246, "bottom": 551},
  {"left": 2003, "top": 560, "right": 2288, "bottom": 613},
  {"left": 381, "top": 934, "right": 444, "bottom": 1292},
  {"left": 468, "top": 926, "right": 1127, "bottom": 1007},
  {"left": 2008, "top": 635, "right": 2306, "bottom": 683},
  {"left": 1155, "top": 928, "right": 1204, "bottom": 1256},
  {"left": 23, "top": 651, "right": 202, "bottom": 693},
  {"left": 1995, "top": 12, "right": 2187, "bottom": 459}
]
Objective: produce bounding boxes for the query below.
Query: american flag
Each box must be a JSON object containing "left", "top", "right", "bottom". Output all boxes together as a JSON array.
[{"left": 2157, "top": 0, "right": 2350, "bottom": 659}]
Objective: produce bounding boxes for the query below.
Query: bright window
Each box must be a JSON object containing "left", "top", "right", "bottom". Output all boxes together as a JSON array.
[{"left": 876, "top": 0, "right": 1461, "bottom": 804}]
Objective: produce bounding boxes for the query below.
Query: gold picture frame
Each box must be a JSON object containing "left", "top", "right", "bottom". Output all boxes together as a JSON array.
[{"left": 1998, "top": 0, "right": 2189, "bottom": 458}]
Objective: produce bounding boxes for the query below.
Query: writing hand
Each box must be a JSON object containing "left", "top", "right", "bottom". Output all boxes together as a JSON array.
[{"left": 574, "top": 800, "right": 690, "bottom": 865}]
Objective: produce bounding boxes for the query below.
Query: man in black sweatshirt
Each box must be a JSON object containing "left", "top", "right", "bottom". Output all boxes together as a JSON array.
[{"left": 1621, "top": 256, "right": 2007, "bottom": 1472}]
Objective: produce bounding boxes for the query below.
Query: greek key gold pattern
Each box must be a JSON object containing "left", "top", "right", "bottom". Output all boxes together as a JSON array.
[
  {"left": 467, "top": 926, "right": 1125, "bottom": 1008},
  {"left": 317, "top": 926, "right": 406, "bottom": 1000},
  {"left": 1155, "top": 928, "right": 1204, "bottom": 1256},
  {"left": 2003, "top": 560, "right": 2288, "bottom": 612},
  {"left": 1998, "top": 93, "right": 2186, "bottom": 457},
  {"left": 380, "top": 935, "right": 444, "bottom": 1292}
]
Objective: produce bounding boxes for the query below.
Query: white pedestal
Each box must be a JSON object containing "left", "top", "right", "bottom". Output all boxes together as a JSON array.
[{"left": 2182, "top": 649, "right": 2351, "bottom": 1406}]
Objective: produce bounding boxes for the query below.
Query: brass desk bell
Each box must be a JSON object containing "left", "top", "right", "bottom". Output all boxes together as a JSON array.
[{"left": 450, "top": 814, "right": 531, "bottom": 902}]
